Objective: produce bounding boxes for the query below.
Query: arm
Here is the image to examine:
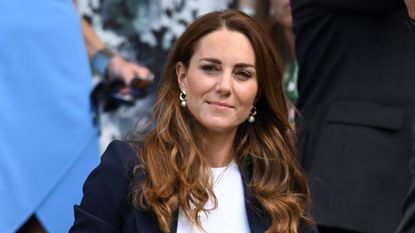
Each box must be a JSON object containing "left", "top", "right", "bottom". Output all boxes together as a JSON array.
[
  {"left": 73, "top": 0, "right": 153, "bottom": 84},
  {"left": 69, "top": 141, "right": 139, "bottom": 232},
  {"left": 80, "top": 17, "right": 106, "bottom": 59},
  {"left": 80, "top": 17, "right": 153, "bottom": 84}
]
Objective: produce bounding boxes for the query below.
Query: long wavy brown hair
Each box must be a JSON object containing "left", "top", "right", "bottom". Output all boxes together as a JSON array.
[{"left": 131, "top": 9, "right": 312, "bottom": 233}]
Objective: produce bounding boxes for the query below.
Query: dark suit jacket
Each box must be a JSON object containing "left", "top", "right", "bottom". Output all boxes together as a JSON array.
[
  {"left": 291, "top": 0, "right": 415, "bottom": 232},
  {"left": 69, "top": 141, "right": 317, "bottom": 233}
]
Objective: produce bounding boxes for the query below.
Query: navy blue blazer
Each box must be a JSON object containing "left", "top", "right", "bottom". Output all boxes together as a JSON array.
[
  {"left": 291, "top": 0, "right": 415, "bottom": 232},
  {"left": 69, "top": 141, "right": 317, "bottom": 233}
]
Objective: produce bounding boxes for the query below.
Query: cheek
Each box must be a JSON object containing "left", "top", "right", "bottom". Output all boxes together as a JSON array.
[
  {"left": 185, "top": 77, "right": 211, "bottom": 108},
  {"left": 237, "top": 86, "right": 258, "bottom": 108},
  {"left": 186, "top": 80, "right": 205, "bottom": 101},
  {"left": 185, "top": 70, "right": 216, "bottom": 100}
]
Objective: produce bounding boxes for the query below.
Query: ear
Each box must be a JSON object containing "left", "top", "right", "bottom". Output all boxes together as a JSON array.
[{"left": 176, "top": 61, "right": 187, "bottom": 91}]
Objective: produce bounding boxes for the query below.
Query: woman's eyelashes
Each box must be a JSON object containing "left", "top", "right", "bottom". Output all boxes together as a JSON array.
[
  {"left": 200, "top": 64, "right": 254, "bottom": 80},
  {"left": 201, "top": 64, "right": 219, "bottom": 74},
  {"left": 235, "top": 69, "right": 253, "bottom": 79}
]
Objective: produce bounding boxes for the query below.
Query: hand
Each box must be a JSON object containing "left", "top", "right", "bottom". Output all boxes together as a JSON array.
[
  {"left": 107, "top": 56, "right": 154, "bottom": 85},
  {"left": 405, "top": 0, "right": 415, "bottom": 19}
]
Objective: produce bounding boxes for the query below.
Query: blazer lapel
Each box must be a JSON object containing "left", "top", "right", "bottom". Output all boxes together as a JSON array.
[
  {"left": 241, "top": 162, "right": 270, "bottom": 233},
  {"left": 132, "top": 164, "right": 268, "bottom": 233},
  {"left": 170, "top": 211, "right": 178, "bottom": 233},
  {"left": 170, "top": 185, "right": 269, "bottom": 233},
  {"left": 243, "top": 179, "right": 270, "bottom": 233},
  {"left": 133, "top": 208, "right": 162, "bottom": 233}
]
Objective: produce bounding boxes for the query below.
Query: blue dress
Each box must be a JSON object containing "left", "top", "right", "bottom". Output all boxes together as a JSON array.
[{"left": 0, "top": 1, "right": 100, "bottom": 232}]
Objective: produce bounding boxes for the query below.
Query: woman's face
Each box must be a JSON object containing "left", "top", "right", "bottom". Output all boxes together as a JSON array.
[
  {"left": 271, "top": 0, "right": 293, "bottom": 27},
  {"left": 177, "top": 28, "right": 258, "bottom": 136}
]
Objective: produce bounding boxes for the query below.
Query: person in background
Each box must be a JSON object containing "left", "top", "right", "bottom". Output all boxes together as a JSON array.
[
  {"left": 79, "top": 13, "right": 155, "bottom": 151},
  {"left": 80, "top": 17, "right": 153, "bottom": 86},
  {"left": 239, "top": 0, "right": 258, "bottom": 16},
  {"left": 0, "top": 1, "right": 100, "bottom": 233},
  {"left": 70, "top": 10, "right": 317, "bottom": 233},
  {"left": 397, "top": 2, "right": 415, "bottom": 232},
  {"left": 291, "top": 0, "right": 415, "bottom": 232}
]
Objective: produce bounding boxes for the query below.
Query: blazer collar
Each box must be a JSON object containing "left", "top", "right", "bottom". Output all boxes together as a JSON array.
[
  {"left": 241, "top": 166, "right": 270, "bottom": 233},
  {"left": 133, "top": 170, "right": 269, "bottom": 233},
  {"left": 169, "top": 182, "right": 268, "bottom": 233},
  {"left": 171, "top": 187, "right": 268, "bottom": 233}
]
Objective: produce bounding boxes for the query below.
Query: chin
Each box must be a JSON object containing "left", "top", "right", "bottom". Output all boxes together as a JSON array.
[{"left": 202, "top": 122, "right": 238, "bottom": 134}]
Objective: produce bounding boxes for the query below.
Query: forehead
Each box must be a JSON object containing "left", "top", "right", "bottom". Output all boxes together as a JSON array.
[{"left": 192, "top": 28, "right": 256, "bottom": 64}]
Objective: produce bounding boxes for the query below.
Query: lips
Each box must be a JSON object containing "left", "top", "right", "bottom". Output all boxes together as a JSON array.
[{"left": 207, "top": 101, "right": 234, "bottom": 108}]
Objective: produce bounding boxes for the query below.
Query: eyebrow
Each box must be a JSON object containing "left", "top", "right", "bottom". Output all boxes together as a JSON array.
[{"left": 199, "top": 57, "right": 255, "bottom": 69}]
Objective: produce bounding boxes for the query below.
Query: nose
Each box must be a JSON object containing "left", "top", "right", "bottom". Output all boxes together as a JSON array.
[{"left": 215, "top": 70, "right": 232, "bottom": 95}]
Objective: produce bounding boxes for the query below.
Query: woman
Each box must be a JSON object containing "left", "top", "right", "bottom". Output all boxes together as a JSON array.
[
  {"left": 0, "top": 1, "right": 100, "bottom": 233},
  {"left": 70, "top": 10, "right": 316, "bottom": 233}
]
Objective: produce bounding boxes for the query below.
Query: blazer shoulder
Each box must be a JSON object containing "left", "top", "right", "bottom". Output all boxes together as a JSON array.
[
  {"left": 95, "top": 140, "right": 141, "bottom": 184},
  {"left": 70, "top": 140, "right": 142, "bottom": 232}
]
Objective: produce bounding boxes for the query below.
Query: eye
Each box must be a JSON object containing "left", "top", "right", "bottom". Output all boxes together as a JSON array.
[
  {"left": 235, "top": 69, "right": 253, "bottom": 80},
  {"left": 201, "top": 64, "right": 219, "bottom": 74}
]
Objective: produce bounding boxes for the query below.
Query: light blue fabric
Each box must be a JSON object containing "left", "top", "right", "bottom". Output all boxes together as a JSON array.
[{"left": 0, "top": 1, "right": 100, "bottom": 232}]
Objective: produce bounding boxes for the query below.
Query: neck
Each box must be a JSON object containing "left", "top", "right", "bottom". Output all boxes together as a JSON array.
[{"left": 205, "top": 130, "right": 236, "bottom": 167}]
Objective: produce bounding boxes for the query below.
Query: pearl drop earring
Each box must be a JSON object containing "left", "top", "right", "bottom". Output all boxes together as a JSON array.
[
  {"left": 248, "top": 106, "right": 257, "bottom": 123},
  {"left": 179, "top": 90, "right": 187, "bottom": 108}
]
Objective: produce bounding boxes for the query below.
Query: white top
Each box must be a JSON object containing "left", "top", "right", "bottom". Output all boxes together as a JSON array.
[{"left": 177, "top": 162, "right": 251, "bottom": 233}]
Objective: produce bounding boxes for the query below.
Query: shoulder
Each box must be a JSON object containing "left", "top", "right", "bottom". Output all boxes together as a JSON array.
[
  {"left": 101, "top": 140, "right": 140, "bottom": 169},
  {"left": 90, "top": 140, "right": 140, "bottom": 185},
  {"left": 70, "top": 140, "right": 142, "bottom": 232},
  {"left": 86, "top": 139, "right": 141, "bottom": 199}
]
